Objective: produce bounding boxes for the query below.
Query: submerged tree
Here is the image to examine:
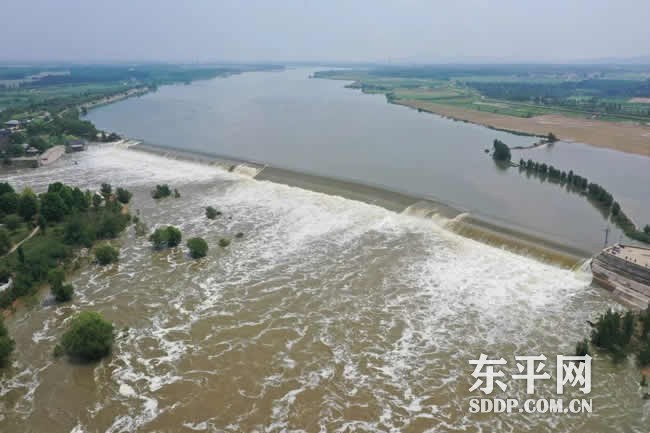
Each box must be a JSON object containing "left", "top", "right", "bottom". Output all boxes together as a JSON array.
[
  {"left": 187, "top": 237, "right": 208, "bottom": 259},
  {"left": 57, "top": 311, "right": 113, "bottom": 361},
  {"left": 149, "top": 226, "right": 182, "bottom": 249},
  {"left": 492, "top": 139, "right": 511, "bottom": 162}
]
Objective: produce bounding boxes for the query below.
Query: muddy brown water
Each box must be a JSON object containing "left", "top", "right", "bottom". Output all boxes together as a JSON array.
[{"left": 0, "top": 147, "right": 647, "bottom": 432}]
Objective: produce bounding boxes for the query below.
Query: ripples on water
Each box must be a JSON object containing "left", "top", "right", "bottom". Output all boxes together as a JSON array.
[{"left": 0, "top": 146, "right": 647, "bottom": 432}]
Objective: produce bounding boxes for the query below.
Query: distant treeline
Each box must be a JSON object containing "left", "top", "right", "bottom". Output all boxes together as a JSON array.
[
  {"left": 360, "top": 64, "right": 650, "bottom": 80},
  {"left": 518, "top": 158, "right": 650, "bottom": 244},
  {"left": 467, "top": 80, "right": 650, "bottom": 101},
  {"left": 1, "top": 64, "right": 282, "bottom": 89}
]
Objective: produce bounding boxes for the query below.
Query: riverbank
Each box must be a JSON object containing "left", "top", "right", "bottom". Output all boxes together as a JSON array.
[
  {"left": 396, "top": 100, "right": 650, "bottom": 157},
  {"left": 127, "top": 141, "right": 591, "bottom": 266}
]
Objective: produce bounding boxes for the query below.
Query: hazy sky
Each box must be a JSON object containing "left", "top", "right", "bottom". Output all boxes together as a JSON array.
[{"left": 3, "top": 0, "right": 649, "bottom": 63}]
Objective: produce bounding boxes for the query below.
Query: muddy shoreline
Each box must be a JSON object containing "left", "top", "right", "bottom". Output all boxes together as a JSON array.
[{"left": 396, "top": 100, "right": 650, "bottom": 158}]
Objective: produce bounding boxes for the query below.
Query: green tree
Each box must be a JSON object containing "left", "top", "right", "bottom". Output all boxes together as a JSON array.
[
  {"left": 8, "top": 132, "right": 27, "bottom": 145},
  {"left": 29, "top": 136, "right": 49, "bottom": 152},
  {"left": 70, "top": 187, "right": 89, "bottom": 211},
  {"left": 58, "top": 311, "right": 113, "bottom": 361},
  {"left": 47, "top": 267, "right": 65, "bottom": 289},
  {"left": 0, "top": 192, "right": 19, "bottom": 214},
  {"left": 47, "top": 267, "right": 73, "bottom": 302},
  {"left": 0, "top": 316, "right": 15, "bottom": 367},
  {"left": 0, "top": 182, "right": 14, "bottom": 196},
  {"left": 115, "top": 188, "right": 132, "bottom": 204},
  {"left": 492, "top": 139, "right": 511, "bottom": 162},
  {"left": 149, "top": 226, "right": 182, "bottom": 249},
  {"left": 95, "top": 212, "right": 128, "bottom": 239},
  {"left": 63, "top": 215, "right": 94, "bottom": 247},
  {"left": 95, "top": 244, "right": 119, "bottom": 265},
  {"left": 52, "top": 284, "right": 74, "bottom": 302},
  {"left": 17, "top": 189, "right": 38, "bottom": 221},
  {"left": 40, "top": 192, "right": 67, "bottom": 222},
  {"left": 187, "top": 237, "right": 208, "bottom": 259},
  {"left": 151, "top": 184, "right": 172, "bottom": 199}
]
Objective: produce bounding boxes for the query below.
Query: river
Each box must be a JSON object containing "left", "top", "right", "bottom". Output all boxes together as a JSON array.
[
  {"left": 85, "top": 67, "right": 650, "bottom": 254},
  {"left": 0, "top": 69, "right": 648, "bottom": 432}
]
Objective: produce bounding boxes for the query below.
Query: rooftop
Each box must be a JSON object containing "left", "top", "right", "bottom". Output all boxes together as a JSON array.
[{"left": 605, "top": 244, "right": 650, "bottom": 268}]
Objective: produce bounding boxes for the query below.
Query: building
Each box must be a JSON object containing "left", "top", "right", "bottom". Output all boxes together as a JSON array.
[
  {"left": 4, "top": 120, "right": 21, "bottom": 130},
  {"left": 591, "top": 244, "right": 650, "bottom": 309},
  {"left": 66, "top": 138, "right": 87, "bottom": 152}
]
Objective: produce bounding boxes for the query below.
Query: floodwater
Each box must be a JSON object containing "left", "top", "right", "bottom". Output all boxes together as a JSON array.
[
  {"left": 0, "top": 146, "right": 647, "bottom": 432},
  {"left": 85, "top": 68, "right": 650, "bottom": 253}
]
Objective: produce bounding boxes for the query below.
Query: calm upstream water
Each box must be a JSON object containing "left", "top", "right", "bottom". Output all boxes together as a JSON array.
[
  {"left": 85, "top": 68, "right": 650, "bottom": 253},
  {"left": 0, "top": 147, "right": 647, "bottom": 432}
]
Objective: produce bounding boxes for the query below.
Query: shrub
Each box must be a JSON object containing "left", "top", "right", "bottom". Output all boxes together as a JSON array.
[
  {"left": 115, "top": 188, "right": 132, "bottom": 204},
  {"left": 63, "top": 215, "right": 95, "bottom": 247},
  {"left": 173, "top": 189, "right": 181, "bottom": 198},
  {"left": 187, "top": 237, "right": 208, "bottom": 259},
  {"left": 235, "top": 232, "right": 244, "bottom": 239},
  {"left": 59, "top": 311, "right": 113, "bottom": 361},
  {"left": 219, "top": 238, "right": 231, "bottom": 248},
  {"left": 149, "top": 226, "right": 182, "bottom": 249},
  {"left": 0, "top": 317, "right": 15, "bottom": 367},
  {"left": 205, "top": 206, "right": 220, "bottom": 219},
  {"left": 95, "top": 244, "right": 119, "bottom": 265},
  {"left": 0, "top": 228, "right": 12, "bottom": 255},
  {"left": 151, "top": 184, "right": 172, "bottom": 199}
]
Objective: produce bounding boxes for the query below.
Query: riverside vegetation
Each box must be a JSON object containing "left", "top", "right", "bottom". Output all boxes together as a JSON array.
[
  {"left": 516, "top": 156, "right": 650, "bottom": 244},
  {"left": 580, "top": 307, "right": 650, "bottom": 370},
  {"left": 0, "top": 181, "right": 132, "bottom": 366},
  {"left": 488, "top": 138, "right": 650, "bottom": 244}
]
